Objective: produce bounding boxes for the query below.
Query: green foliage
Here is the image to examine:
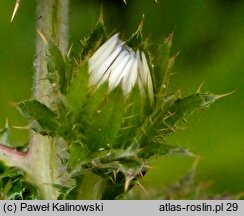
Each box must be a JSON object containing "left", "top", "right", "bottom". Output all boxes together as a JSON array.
[
  {"left": 65, "top": 61, "right": 89, "bottom": 110},
  {"left": 0, "top": 165, "right": 39, "bottom": 200},
  {"left": 85, "top": 87, "right": 125, "bottom": 151},
  {"left": 47, "top": 41, "right": 67, "bottom": 94},
  {"left": 79, "top": 18, "right": 106, "bottom": 60},
  {"left": 17, "top": 100, "right": 59, "bottom": 135},
  {"left": 153, "top": 34, "right": 174, "bottom": 98},
  {"left": 127, "top": 17, "right": 145, "bottom": 50},
  {"left": 5, "top": 20, "right": 228, "bottom": 200}
]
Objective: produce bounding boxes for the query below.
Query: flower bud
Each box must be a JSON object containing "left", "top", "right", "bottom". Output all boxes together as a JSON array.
[{"left": 89, "top": 34, "right": 153, "bottom": 102}]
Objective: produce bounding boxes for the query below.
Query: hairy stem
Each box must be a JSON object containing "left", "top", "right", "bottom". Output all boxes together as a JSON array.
[
  {"left": 28, "top": 135, "right": 58, "bottom": 199},
  {"left": 29, "top": 0, "right": 69, "bottom": 199},
  {"left": 34, "top": 0, "right": 68, "bottom": 103}
]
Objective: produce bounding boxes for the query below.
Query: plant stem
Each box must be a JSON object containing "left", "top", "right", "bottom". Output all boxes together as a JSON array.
[
  {"left": 29, "top": 0, "right": 69, "bottom": 199},
  {"left": 34, "top": 0, "right": 68, "bottom": 103},
  {"left": 28, "top": 135, "right": 58, "bottom": 199},
  {"left": 0, "top": 144, "right": 28, "bottom": 171}
]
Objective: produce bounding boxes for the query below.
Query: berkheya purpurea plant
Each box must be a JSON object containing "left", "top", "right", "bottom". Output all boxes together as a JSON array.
[{"left": 0, "top": 0, "right": 230, "bottom": 199}]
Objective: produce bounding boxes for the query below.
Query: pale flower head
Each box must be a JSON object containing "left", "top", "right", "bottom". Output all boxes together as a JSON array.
[{"left": 89, "top": 34, "right": 154, "bottom": 102}]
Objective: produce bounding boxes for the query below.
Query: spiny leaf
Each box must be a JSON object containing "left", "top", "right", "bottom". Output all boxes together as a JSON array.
[
  {"left": 84, "top": 82, "right": 109, "bottom": 119},
  {"left": 63, "top": 83, "right": 110, "bottom": 145},
  {"left": 127, "top": 16, "right": 145, "bottom": 49},
  {"left": 137, "top": 91, "right": 181, "bottom": 143},
  {"left": 164, "top": 93, "right": 223, "bottom": 128},
  {"left": 153, "top": 33, "right": 174, "bottom": 97},
  {"left": 56, "top": 184, "right": 77, "bottom": 200},
  {"left": 85, "top": 87, "right": 124, "bottom": 151},
  {"left": 47, "top": 42, "right": 66, "bottom": 94},
  {"left": 118, "top": 86, "right": 144, "bottom": 148},
  {"left": 0, "top": 167, "right": 23, "bottom": 180},
  {"left": 71, "top": 148, "right": 147, "bottom": 199},
  {"left": 101, "top": 161, "right": 147, "bottom": 200},
  {"left": 0, "top": 167, "right": 39, "bottom": 200},
  {"left": 145, "top": 92, "right": 225, "bottom": 139},
  {"left": 131, "top": 92, "right": 221, "bottom": 148},
  {"left": 139, "top": 142, "right": 194, "bottom": 159},
  {"left": 65, "top": 61, "right": 89, "bottom": 110},
  {"left": 66, "top": 171, "right": 106, "bottom": 200},
  {"left": 67, "top": 142, "right": 88, "bottom": 170},
  {"left": 72, "top": 148, "right": 142, "bottom": 177},
  {"left": 160, "top": 90, "right": 181, "bottom": 112},
  {"left": 80, "top": 17, "right": 106, "bottom": 59},
  {"left": 17, "top": 100, "right": 59, "bottom": 135},
  {"left": 17, "top": 100, "right": 56, "bottom": 120}
]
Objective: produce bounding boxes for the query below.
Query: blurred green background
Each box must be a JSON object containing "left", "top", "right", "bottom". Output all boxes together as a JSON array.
[{"left": 0, "top": 0, "right": 243, "bottom": 196}]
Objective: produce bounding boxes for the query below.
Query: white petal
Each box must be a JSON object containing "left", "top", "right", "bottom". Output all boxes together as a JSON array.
[
  {"left": 108, "top": 49, "right": 131, "bottom": 89},
  {"left": 89, "top": 34, "right": 120, "bottom": 73},
  {"left": 89, "top": 44, "right": 123, "bottom": 87},
  {"left": 122, "top": 54, "right": 138, "bottom": 94},
  {"left": 113, "top": 53, "right": 136, "bottom": 87}
]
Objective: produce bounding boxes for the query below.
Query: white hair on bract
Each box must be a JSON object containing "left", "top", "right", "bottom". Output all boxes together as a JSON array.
[{"left": 89, "top": 34, "right": 154, "bottom": 103}]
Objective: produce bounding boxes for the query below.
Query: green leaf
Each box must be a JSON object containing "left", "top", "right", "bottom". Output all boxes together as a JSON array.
[
  {"left": 139, "top": 142, "right": 194, "bottom": 159},
  {"left": 67, "top": 141, "right": 88, "bottom": 170},
  {"left": 66, "top": 171, "right": 105, "bottom": 199},
  {"left": 60, "top": 83, "right": 109, "bottom": 148},
  {"left": 85, "top": 87, "right": 124, "bottom": 151},
  {"left": 0, "top": 167, "right": 39, "bottom": 200},
  {"left": 71, "top": 148, "right": 147, "bottom": 199},
  {"left": 118, "top": 86, "right": 144, "bottom": 148},
  {"left": 17, "top": 100, "right": 59, "bottom": 135},
  {"left": 131, "top": 92, "right": 220, "bottom": 148},
  {"left": 31, "top": 121, "right": 49, "bottom": 135},
  {"left": 153, "top": 33, "right": 174, "bottom": 97},
  {"left": 65, "top": 61, "right": 89, "bottom": 110},
  {"left": 55, "top": 184, "right": 76, "bottom": 200},
  {"left": 84, "top": 82, "right": 109, "bottom": 119},
  {"left": 165, "top": 93, "right": 222, "bottom": 128},
  {"left": 127, "top": 17, "right": 144, "bottom": 49},
  {"left": 80, "top": 18, "right": 106, "bottom": 59},
  {"left": 47, "top": 42, "right": 66, "bottom": 94}
]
